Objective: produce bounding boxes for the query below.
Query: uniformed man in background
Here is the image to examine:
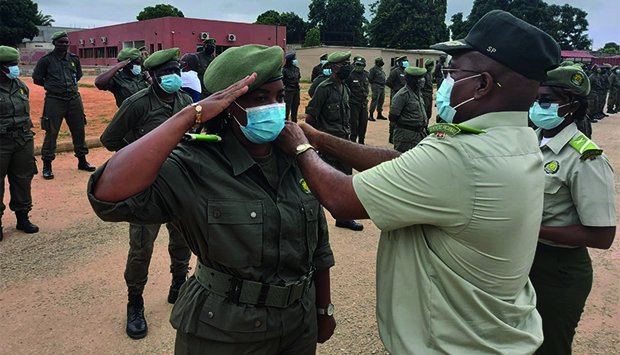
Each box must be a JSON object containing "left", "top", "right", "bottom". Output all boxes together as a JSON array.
[
  {"left": 421, "top": 59, "right": 435, "bottom": 120},
  {"left": 588, "top": 65, "right": 604, "bottom": 120},
  {"left": 100, "top": 48, "right": 192, "bottom": 340},
  {"left": 196, "top": 38, "right": 216, "bottom": 97},
  {"left": 386, "top": 56, "right": 408, "bottom": 143},
  {"left": 305, "top": 51, "right": 363, "bottom": 232},
  {"left": 32, "top": 31, "right": 96, "bottom": 180},
  {"left": 308, "top": 63, "right": 331, "bottom": 98},
  {"left": 0, "top": 46, "right": 39, "bottom": 241},
  {"left": 368, "top": 57, "right": 386, "bottom": 121},
  {"left": 311, "top": 53, "right": 328, "bottom": 82},
  {"left": 346, "top": 56, "right": 370, "bottom": 144},
  {"left": 389, "top": 66, "right": 428, "bottom": 152},
  {"left": 607, "top": 65, "right": 619, "bottom": 114},
  {"left": 283, "top": 52, "right": 301, "bottom": 122},
  {"left": 94, "top": 47, "right": 149, "bottom": 107}
]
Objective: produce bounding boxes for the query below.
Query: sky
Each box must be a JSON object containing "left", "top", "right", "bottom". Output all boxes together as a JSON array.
[{"left": 37, "top": 0, "right": 619, "bottom": 49}]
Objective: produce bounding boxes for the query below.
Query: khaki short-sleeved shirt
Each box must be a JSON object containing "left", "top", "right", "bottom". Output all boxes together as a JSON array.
[
  {"left": 538, "top": 123, "right": 616, "bottom": 247},
  {"left": 353, "top": 112, "right": 545, "bottom": 354},
  {"left": 390, "top": 85, "right": 427, "bottom": 128}
]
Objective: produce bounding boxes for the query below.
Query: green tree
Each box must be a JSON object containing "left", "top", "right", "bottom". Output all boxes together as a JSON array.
[
  {"left": 256, "top": 10, "right": 308, "bottom": 44},
  {"left": 34, "top": 10, "right": 54, "bottom": 26},
  {"left": 136, "top": 4, "right": 184, "bottom": 21},
  {"left": 449, "top": 12, "right": 468, "bottom": 40},
  {"left": 308, "top": 0, "right": 367, "bottom": 46},
  {"left": 0, "top": 0, "right": 39, "bottom": 46},
  {"left": 303, "top": 27, "right": 321, "bottom": 47},
  {"left": 601, "top": 42, "right": 619, "bottom": 54},
  {"left": 256, "top": 10, "right": 280, "bottom": 25}
]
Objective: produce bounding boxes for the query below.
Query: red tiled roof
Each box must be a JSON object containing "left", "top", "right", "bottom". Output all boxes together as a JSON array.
[{"left": 561, "top": 50, "right": 595, "bottom": 58}]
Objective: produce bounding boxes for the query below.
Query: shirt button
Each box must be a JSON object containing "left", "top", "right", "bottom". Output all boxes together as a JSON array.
[
  {"left": 254, "top": 320, "right": 261, "bottom": 327},
  {"left": 213, "top": 210, "right": 221, "bottom": 218},
  {"left": 208, "top": 311, "right": 214, "bottom": 319},
  {"left": 250, "top": 212, "right": 257, "bottom": 218}
]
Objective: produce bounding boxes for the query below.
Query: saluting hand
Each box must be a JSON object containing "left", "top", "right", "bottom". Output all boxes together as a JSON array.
[
  {"left": 275, "top": 121, "right": 309, "bottom": 156},
  {"left": 196, "top": 73, "right": 257, "bottom": 123}
]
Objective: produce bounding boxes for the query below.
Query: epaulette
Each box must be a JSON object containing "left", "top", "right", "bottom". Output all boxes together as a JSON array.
[
  {"left": 569, "top": 133, "right": 603, "bottom": 160},
  {"left": 427, "top": 123, "right": 485, "bottom": 138},
  {"left": 181, "top": 133, "right": 222, "bottom": 143}
]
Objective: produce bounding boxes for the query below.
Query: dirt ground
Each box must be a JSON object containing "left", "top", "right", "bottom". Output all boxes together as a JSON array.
[{"left": 0, "top": 78, "right": 618, "bottom": 354}]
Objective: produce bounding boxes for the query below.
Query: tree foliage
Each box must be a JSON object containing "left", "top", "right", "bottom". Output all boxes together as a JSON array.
[
  {"left": 34, "top": 10, "right": 54, "bottom": 26},
  {"left": 367, "top": 0, "right": 449, "bottom": 49},
  {"left": 304, "top": 27, "right": 321, "bottom": 47},
  {"left": 0, "top": 0, "right": 39, "bottom": 46},
  {"left": 308, "top": 0, "right": 367, "bottom": 46},
  {"left": 136, "top": 4, "right": 184, "bottom": 21},
  {"left": 255, "top": 10, "right": 307, "bottom": 44},
  {"left": 601, "top": 42, "right": 619, "bottom": 54}
]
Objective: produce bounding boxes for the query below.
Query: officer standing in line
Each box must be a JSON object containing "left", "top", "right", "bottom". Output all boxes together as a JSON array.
[
  {"left": 308, "top": 63, "right": 331, "bottom": 98},
  {"left": 311, "top": 53, "right": 328, "bottom": 82},
  {"left": 607, "top": 65, "right": 619, "bottom": 114},
  {"left": 346, "top": 56, "right": 370, "bottom": 144},
  {"left": 283, "top": 53, "right": 301, "bottom": 122},
  {"left": 0, "top": 46, "right": 39, "bottom": 241},
  {"left": 94, "top": 47, "right": 149, "bottom": 107},
  {"left": 368, "top": 57, "right": 387, "bottom": 121},
  {"left": 32, "top": 31, "right": 96, "bottom": 179},
  {"left": 196, "top": 38, "right": 216, "bottom": 98},
  {"left": 587, "top": 65, "right": 604, "bottom": 120},
  {"left": 305, "top": 51, "right": 363, "bottom": 232},
  {"left": 389, "top": 66, "right": 428, "bottom": 153},
  {"left": 386, "top": 56, "right": 408, "bottom": 143},
  {"left": 598, "top": 64, "right": 611, "bottom": 117},
  {"left": 99, "top": 48, "right": 192, "bottom": 340},
  {"left": 138, "top": 46, "right": 149, "bottom": 60},
  {"left": 421, "top": 59, "right": 435, "bottom": 120}
]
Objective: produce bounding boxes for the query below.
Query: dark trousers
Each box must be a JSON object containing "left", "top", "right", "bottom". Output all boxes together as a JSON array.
[
  {"left": 125, "top": 223, "right": 191, "bottom": 295},
  {"left": 0, "top": 137, "right": 36, "bottom": 218},
  {"left": 369, "top": 85, "right": 385, "bottom": 118},
  {"left": 41, "top": 95, "right": 88, "bottom": 161},
  {"left": 349, "top": 101, "right": 368, "bottom": 144},
  {"left": 284, "top": 89, "right": 300, "bottom": 122},
  {"left": 422, "top": 92, "right": 433, "bottom": 120},
  {"left": 529, "top": 243, "right": 592, "bottom": 355}
]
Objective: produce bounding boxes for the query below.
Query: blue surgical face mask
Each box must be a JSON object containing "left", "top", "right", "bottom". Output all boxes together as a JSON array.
[
  {"left": 292, "top": 59, "right": 299, "bottom": 66},
  {"left": 323, "top": 68, "right": 332, "bottom": 76},
  {"left": 320, "top": 60, "right": 327, "bottom": 65},
  {"left": 435, "top": 73, "right": 481, "bottom": 123},
  {"left": 233, "top": 102, "right": 286, "bottom": 144},
  {"left": 158, "top": 74, "right": 182, "bottom": 93},
  {"left": 401, "top": 61, "right": 409, "bottom": 68},
  {"left": 528, "top": 102, "right": 572, "bottom": 130},
  {"left": 130, "top": 64, "right": 142, "bottom": 76},
  {"left": 4, "top": 65, "right": 20, "bottom": 79}
]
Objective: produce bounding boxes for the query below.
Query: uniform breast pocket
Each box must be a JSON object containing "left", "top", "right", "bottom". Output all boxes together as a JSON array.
[
  {"left": 206, "top": 200, "right": 264, "bottom": 268},
  {"left": 19, "top": 95, "right": 30, "bottom": 115},
  {"left": 301, "top": 199, "right": 320, "bottom": 254},
  {"left": 544, "top": 177, "right": 566, "bottom": 196}
]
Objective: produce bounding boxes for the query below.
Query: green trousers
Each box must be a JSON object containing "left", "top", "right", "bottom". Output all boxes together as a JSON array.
[
  {"left": 125, "top": 223, "right": 191, "bottom": 295},
  {"left": 284, "top": 89, "right": 300, "bottom": 123},
  {"left": 40, "top": 95, "right": 88, "bottom": 161},
  {"left": 529, "top": 243, "right": 592, "bottom": 355},
  {"left": 422, "top": 92, "right": 432, "bottom": 120},
  {"left": 0, "top": 137, "right": 36, "bottom": 218},
  {"left": 349, "top": 100, "right": 368, "bottom": 144},
  {"left": 369, "top": 84, "right": 385, "bottom": 118}
]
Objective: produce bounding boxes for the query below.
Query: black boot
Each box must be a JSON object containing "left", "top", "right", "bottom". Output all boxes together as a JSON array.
[
  {"left": 126, "top": 294, "right": 147, "bottom": 339},
  {"left": 167, "top": 273, "right": 187, "bottom": 304},
  {"left": 0, "top": 223, "right": 3, "bottom": 242},
  {"left": 16, "top": 212, "right": 39, "bottom": 234},
  {"left": 77, "top": 156, "right": 96, "bottom": 172},
  {"left": 42, "top": 160, "right": 54, "bottom": 180},
  {"left": 335, "top": 219, "right": 364, "bottom": 231}
]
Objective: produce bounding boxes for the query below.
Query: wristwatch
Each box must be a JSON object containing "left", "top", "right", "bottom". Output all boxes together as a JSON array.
[
  {"left": 317, "top": 303, "right": 335, "bottom": 316},
  {"left": 191, "top": 102, "right": 202, "bottom": 130},
  {"left": 295, "top": 143, "right": 316, "bottom": 157}
]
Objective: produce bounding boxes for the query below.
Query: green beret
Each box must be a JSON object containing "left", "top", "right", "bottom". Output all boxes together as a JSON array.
[
  {"left": 0, "top": 46, "right": 19, "bottom": 63},
  {"left": 327, "top": 51, "right": 351, "bottom": 64},
  {"left": 405, "top": 66, "right": 426, "bottom": 77},
  {"left": 396, "top": 55, "right": 408, "bottom": 62},
  {"left": 543, "top": 65, "right": 590, "bottom": 96},
  {"left": 203, "top": 38, "right": 216, "bottom": 46},
  {"left": 560, "top": 60, "right": 574, "bottom": 67},
  {"left": 51, "top": 31, "right": 68, "bottom": 41},
  {"left": 320, "top": 53, "right": 328, "bottom": 61},
  {"left": 375, "top": 57, "right": 383, "bottom": 63},
  {"left": 203, "top": 44, "right": 283, "bottom": 94},
  {"left": 143, "top": 48, "right": 180, "bottom": 69},
  {"left": 138, "top": 46, "right": 147, "bottom": 52},
  {"left": 603, "top": 63, "right": 612, "bottom": 69},
  {"left": 117, "top": 48, "right": 141, "bottom": 61},
  {"left": 424, "top": 59, "right": 434, "bottom": 67},
  {"left": 353, "top": 56, "right": 366, "bottom": 65}
]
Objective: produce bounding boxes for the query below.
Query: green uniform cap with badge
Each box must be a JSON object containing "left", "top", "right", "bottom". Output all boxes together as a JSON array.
[
  {"left": 203, "top": 44, "right": 283, "bottom": 94},
  {"left": 117, "top": 48, "right": 141, "bottom": 62},
  {"left": 405, "top": 66, "right": 426, "bottom": 77},
  {"left": 327, "top": 51, "right": 351, "bottom": 64},
  {"left": 51, "top": 31, "right": 68, "bottom": 42},
  {"left": 375, "top": 57, "right": 384, "bottom": 63},
  {"left": 319, "top": 53, "right": 328, "bottom": 61},
  {"left": 424, "top": 59, "right": 434, "bottom": 67},
  {"left": 543, "top": 64, "right": 590, "bottom": 96},
  {"left": 0, "top": 46, "right": 19, "bottom": 63},
  {"left": 396, "top": 55, "right": 407, "bottom": 62},
  {"left": 143, "top": 48, "right": 180, "bottom": 70},
  {"left": 354, "top": 56, "right": 366, "bottom": 65},
  {"left": 431, "top": 10, "right": 560, "bottom": 82}
]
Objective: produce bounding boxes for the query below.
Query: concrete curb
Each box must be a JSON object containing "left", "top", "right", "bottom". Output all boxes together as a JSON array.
[{"left": 34, "top": 137, "right": 103, "bottom": 156}]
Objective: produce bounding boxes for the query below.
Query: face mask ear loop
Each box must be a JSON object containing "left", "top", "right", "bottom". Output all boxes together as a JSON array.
[
  {"left": 233, "top": 101, "right": 247, "bottom": 112},
  {"left": 453, "top": 97, "right": 476, "bottom": 109}
]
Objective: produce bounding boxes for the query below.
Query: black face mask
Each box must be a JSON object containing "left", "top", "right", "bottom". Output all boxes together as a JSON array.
[
  {"left": 377, "top": 62, "right": 384, "bottom": 67},
  {"left": 336, "top": 64, "right": 353, "bottom": 80}
]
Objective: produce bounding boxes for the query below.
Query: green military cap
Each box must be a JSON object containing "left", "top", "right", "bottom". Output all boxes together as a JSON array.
[
  {"left": 431, "top": 10, "right": 560, "bottom": 82},
  {"left": 396, "top": 55, "right": 408, "bottom": 62},
  {"left": 320, "top": 53, "right": 328, "bottom": 61},
  {"left": 203, "top": 44, "right": 283, "bottom": 94},
  {"left": 602, "top": 63, "right": 612, "bottom": 69},
  {"left": 117, "top": 48, "right": 141, "bottom": 61},
  {"left": 143, "top": 48, "right": 180, "bottom": 69},
  {"left": 138, "top": 46, "right": 147, "bottom": 52},
  {"left": 353, "top": 56, "right": 366, "bottom": 65},
  {"left": 375, "top": 57, "right": 384, "bottom": 63},
  {"left": 543, "top": 64, "right": 590, "bottom": 96},
  {"left": 0, "top": 46, "right": 19, "bottom": 62},
  {"left": 51, "top": 31, "right": 68, "bottom": 41},
  {"left": 424, "top": 59, "right": 434, "bottom": 67},
  {"left": 327, "top": 51, "right": 351, "bottom": 64},
  {"left": 405, "top": 66, "right": 426, "bottom": 77},
  {"left": 612, "top": 65, "right": 619, "bottom": 71},
  {"left": 560, "top": 60, "right": 574, "bottom": 67},
  {"left": 203, "top": 38, "right": 216, "bottom": 46}
]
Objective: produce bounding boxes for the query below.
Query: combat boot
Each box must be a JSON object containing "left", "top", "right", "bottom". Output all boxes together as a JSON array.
[
  {"left": 126, "top": 294, "right": 147, "bottom": 339},
  {"left": 335, "top": 219, "right": 364, "bottom": 231},
  {"left": 42, "top": 160, "right": 54, "bottom": 180},
  {"left": 0, "top": 222, "right": 3, "bottom": 242},
  {"left": 16, "top": 212, "right": 39, "bottom": 234},
  {"left": 77, "top": 156, "right": 96, "bottom": 172},
  {"left": 167, "top": 273, "right": 187, "bottom": 304}
]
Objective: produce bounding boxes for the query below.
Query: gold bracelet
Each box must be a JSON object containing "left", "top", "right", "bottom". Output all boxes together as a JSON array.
[{"left": 191, "top": 103, "right": 202, "bottom": 129}]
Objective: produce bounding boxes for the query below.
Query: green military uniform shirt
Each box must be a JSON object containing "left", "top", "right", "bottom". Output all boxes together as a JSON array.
[
  {"left": 32, "top": 51, "right": 82, "bottom": 99},
  {"left": 311, "top": 63, "right": 323, "bottom": 82},
  {"left": 88, "top": 126, "right": 334, "bottom": 343},
  {"left": 368, "top": 65, "right": 386, "bottom": 87},
  {"left": 537, "top": 123, "right": 616, "bottom": 248},
  {"left": 0, "top": 79, "right": 33, "bottom": 144},
  {"left": 422, "top": 71, "right": 433, "bottom": 96},
  {"left": 308, "top": 74, "right": 329, "bottom": 98},
  {"left": 196, "top": 51, "right": 214, "bottom": 93},
  {"left": 305, "top": 77, "right": 351, "bottom": 139},
  {"left": 352, "top": 112, "right": 545, "bottom": 354},
  {"left": 101, "top": 69, "right": 149, "bottom": 107},
  {"left": 385, "top": 66, "right": 406, "bottom": 98},
  {"left": 282, "top": 65, "right": 301, "bottom": 91},
  {"left": 345, "top": 69, "right": 369, "bottom": 105},
  {"left": 100, "top": 86, "right": 192, "bottom": 151},
  {"left": 390, "top": 86, "right": 427, "bottom": 128}
]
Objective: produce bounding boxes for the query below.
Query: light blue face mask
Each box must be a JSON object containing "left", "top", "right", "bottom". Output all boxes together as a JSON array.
[
  {"left": 323, "top": 68, "right": 332, "bottom": 76},
  {"left": 4, "top": 65, "right": 20, "bottom": 79},
  {"left": 130, "top": 64, "right": 142, "bottom": 76},
  {"left": 233, "top": 102, "right": 286, "bottom": 144},
  {"left": 292, "top": 59, "right": 299, "bottom": 66},
  {"left": 435, "top": 73, "right": 481, "bottom": 123},
  {"left": 528, "top": 101, "right": 572, "bottom": 130},
  {"left": 158, "top": 74, "right": 182, "bottom": 93},
  {"left": 401, "top": 60, "right": 409, "bottom": 68},
  {"left": 320, "top": 60, "right": 327, "bottom": 65}
]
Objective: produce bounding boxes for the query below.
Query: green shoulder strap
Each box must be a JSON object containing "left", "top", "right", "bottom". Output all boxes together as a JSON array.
[
  {"left": 568, "top": 133, "right": 603, "bottom": 160},
  {"left": 427, "top": 123, "right": 485, "bottom": 136}
]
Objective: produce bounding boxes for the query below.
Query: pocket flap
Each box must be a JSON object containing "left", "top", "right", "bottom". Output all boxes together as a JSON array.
[{"left": 208, "top": 200, "right": 263, "bottom": 224}]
